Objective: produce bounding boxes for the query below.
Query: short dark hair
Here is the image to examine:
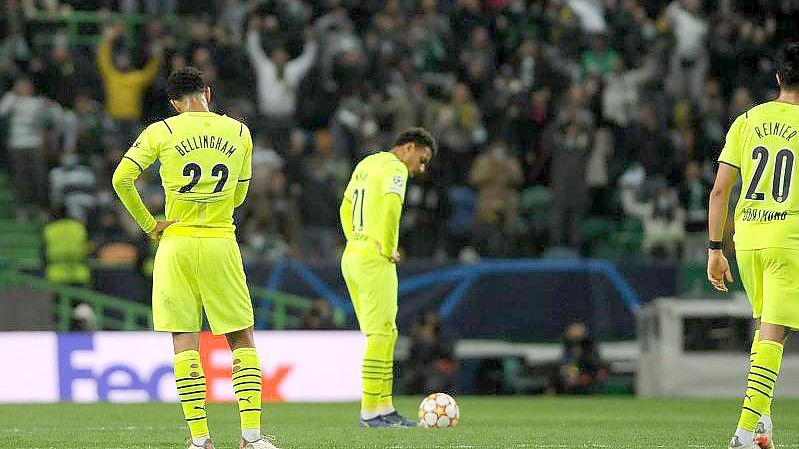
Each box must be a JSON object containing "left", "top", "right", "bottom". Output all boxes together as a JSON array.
[
  {"left": 394, "top": 127, "right": 437, "bottom": 156},
  {"left": 167, "top": 66, "right": 205, "bottom": 100},
  {"left": 777, "top": 41, "right": 799, "bottom": 88}
]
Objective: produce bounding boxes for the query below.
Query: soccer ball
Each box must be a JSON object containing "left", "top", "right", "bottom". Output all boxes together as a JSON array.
[{"left": 418, "top": 392, "right": 459, "bottom": 428}]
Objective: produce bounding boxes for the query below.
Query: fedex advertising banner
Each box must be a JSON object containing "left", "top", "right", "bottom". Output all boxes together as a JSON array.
[{"left": 0, "top": 331, "right": 365, "bottom": 403}]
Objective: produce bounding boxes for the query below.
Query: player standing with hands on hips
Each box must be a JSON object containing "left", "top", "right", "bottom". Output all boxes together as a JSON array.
[
  {"left": 707, "top": 42, "right": 799, "bottom": 449},
  {"left": 340, "top": 127, "right": 437, "bottom": 427},
  {"left": 112, "top": 66, "right": 280, "bottom": 449}
]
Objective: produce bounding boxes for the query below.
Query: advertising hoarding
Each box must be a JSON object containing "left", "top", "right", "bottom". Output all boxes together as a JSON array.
[{"left": 0, "top": 331, "right": 365, "bottom": 403}]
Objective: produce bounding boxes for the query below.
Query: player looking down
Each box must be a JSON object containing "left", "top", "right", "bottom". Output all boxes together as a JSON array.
[
  {"left": 340, "top": 127, "right": 437, "bottom": 428},
  {"left": 112, "top": 66, "right": 278, "bottom": 449}
]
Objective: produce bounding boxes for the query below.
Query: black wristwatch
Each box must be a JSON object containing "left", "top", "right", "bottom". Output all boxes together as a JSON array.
[{"left": 708, "top": 240, "right": 723, "bottom": 250}]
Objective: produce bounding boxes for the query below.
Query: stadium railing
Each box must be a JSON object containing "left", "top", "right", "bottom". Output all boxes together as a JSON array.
[
  {"left": 249, "top": 285, "right": 345, "bottom": 330},
  {"left": 0, "top": 261, "right": 329, "bottom": 331},
  {"left": 0, "top": 267, "right": 152, "bottom": 330},
  {"left": 18, "top": 10, "right": 186, "bottom": 47}
]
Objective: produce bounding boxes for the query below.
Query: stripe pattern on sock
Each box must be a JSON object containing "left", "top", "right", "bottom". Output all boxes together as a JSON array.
[
  {"left": 377, "top": 329, "right": 398, "bottom": 416},
  {"left": 362, "top": 334, "right": 392, "bottom": 419},
  {"left": 232, "top": 348, "right": 263, "bottom": 431},
  {"left": 174, "top": 350, "right": 209, "bottom": 439},
  {"left": 738, "top": 340, "right": 783, "bottom": 432}
]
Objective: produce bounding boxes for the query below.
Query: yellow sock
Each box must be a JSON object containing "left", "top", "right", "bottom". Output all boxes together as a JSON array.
[
  {"left": 232, "top": 347, "right": 262, "bottom": 433},
  {"left": 738, "top": 340, "right": 783, "bottom": 431},
  {"left": 362, "top": 334, "right": 392, "bottom": 420},
  {"left": 174, "top": 350, "right": 209, "bottom": 439},
  {"left": 377, "top": 329, "right": 398, "bottom": 416},
  {"left": 750, "top": 330, "right": 770, "bottom": 418}
]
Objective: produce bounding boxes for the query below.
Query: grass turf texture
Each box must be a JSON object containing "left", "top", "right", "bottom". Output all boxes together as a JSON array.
[{"left": 3, "top": 397, "right": 799, "bottom": 449}]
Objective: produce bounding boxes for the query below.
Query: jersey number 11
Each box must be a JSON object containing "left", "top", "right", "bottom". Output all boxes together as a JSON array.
[{"left": 352, "top": 188, "right": 366, "bottom": 232}]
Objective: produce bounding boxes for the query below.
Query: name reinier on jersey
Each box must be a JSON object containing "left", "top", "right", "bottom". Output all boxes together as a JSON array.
[{"left": 718, "top": 101, "right": 799, "bottom": 250}]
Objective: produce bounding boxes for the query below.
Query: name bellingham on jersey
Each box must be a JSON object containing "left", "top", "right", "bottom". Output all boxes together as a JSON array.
[
  {"left": 115, "top": 112, "right": 253, "bottom": 239},
  {"left": 174, "top": 134, "right": 237, "bottom": 157}
]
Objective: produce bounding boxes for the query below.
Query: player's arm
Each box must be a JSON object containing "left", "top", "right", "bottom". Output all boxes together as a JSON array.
[
  {"left": 380, "top": 163, "right": 408, "bottom": 262},
  {"left": 339, "top": 193, "right": 353, "bottom": 242},
  {"left": 234, "top": 124, "right": 253, "bottom": 207},
  {"left": 708, "top": 164, "right": 739, "bottom": 245},
  {"left": 707, "top": 115, "right": 744, "bottom": 292},
  {"left": 112, "top": 159, "right": 157, "bottom": 233},
  {"left": 707, "top": 163, "right": 738, "bottom": 292},
  {"left": 111, "top": 127, "right": 174, "bottom": 239},
  {"left": 382, "top": 194, "right": 403, "bottom": 262}
]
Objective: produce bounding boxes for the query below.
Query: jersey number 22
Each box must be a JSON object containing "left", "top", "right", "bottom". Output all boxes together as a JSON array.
[{"left": 179, "top": 163, "right": 229, "bottom": 194}]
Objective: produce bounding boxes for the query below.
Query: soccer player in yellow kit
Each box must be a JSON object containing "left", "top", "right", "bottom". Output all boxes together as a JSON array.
[
  {"left": 708, "top": 42, "right": 799, "bottom": 449},
  {"left": 340, "top": 127, "right": 436, "bottom": 427},
  {"left": 112, "top": 67, "right": 279, "bottom": 449}
]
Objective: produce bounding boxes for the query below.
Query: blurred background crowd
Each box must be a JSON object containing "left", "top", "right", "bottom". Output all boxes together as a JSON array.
[{"left": 1, "top": 0, "right": 798, "bottom": 271}]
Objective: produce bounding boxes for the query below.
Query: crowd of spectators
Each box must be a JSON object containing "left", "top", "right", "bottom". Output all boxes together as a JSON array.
[{"left": 1, "top": 0, "right": 798, "bottom": 266}]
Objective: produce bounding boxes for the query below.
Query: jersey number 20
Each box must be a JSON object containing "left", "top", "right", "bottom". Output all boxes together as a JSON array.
[
  {"left": 179, "top": 163, "right": 229, "bottom": 193},
  {"left": 745, "top": 146, "right": 795, "bottom": 203}
]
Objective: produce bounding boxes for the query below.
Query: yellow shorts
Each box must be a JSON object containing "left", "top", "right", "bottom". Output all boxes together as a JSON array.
[
  {"left": 737, "top": 248, "right": 799, "bottom": 329},
  {"left": 341, "top": 243, "right": 398, "bottom": 336},
  {"left": 152, "top": 236, "right": 253, "bottom": 335}
]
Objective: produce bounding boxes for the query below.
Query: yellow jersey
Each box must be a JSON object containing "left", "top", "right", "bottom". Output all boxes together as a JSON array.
[
  {"left": 340, "top": 151, "right": 408, "bottom": 256},
  {"left": 719, "top": 101, "right": 799, "bottom": 250},
  {"left": 115, "top": 111, "right": 253, "bottom": 238}
]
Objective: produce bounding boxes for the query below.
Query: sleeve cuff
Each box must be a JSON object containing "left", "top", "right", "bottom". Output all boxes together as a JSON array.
[{"left": 718, "top": 160, "right": 740, "bottom": 170}]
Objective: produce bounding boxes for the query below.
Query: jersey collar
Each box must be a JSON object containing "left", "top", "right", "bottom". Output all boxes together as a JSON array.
[{"left": 181, "top": 111, "right": 218, "bottom": 116}]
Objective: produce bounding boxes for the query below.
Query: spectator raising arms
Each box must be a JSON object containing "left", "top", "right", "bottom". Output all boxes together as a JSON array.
[
  {"left": 247, "top": 15, "right": 317, "bottom": 152},
  {"left": 0, "top": 0, "right": 797, "bottom": 264},
  {"left": 96, "top": 23, "right": 162, "bottom": 144}
]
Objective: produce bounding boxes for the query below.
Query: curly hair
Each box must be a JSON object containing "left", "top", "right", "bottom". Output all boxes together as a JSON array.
[
  {"left": 394, "top": 127, "right": 438, "bottom": 157},
  {"left": 777, "top": 41, "right": 799, "bottom": 88},
  {"left": 166, "top": 66, "right": 205, "bottom": 100}
]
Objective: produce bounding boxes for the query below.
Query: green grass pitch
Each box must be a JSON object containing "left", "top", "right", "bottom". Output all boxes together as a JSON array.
[{"left": 4, "top": 397, "right": 799, "bottom": 448}]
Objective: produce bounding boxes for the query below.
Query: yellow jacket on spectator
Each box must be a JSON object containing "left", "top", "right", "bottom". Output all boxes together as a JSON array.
[
  {"left": 96, "top": 38, "right": 160, "bottom": 121},
  {"left": 43, "top": 217, "right": 91, "bottom": 286}
]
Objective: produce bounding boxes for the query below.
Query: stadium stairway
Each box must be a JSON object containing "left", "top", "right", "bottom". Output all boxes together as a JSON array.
[{"left": 0, "top": 171, "right": 43, "bottom": 269}]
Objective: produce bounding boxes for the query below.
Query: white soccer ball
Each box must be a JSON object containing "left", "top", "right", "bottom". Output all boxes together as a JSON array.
[{"left": 417, "top": 392, "right": 459, "bottom": 428}]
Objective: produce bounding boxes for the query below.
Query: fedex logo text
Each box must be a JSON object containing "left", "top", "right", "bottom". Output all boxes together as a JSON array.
[
  {"left": 0, "top": 331, "right": 364, "bottom": 403},
  {"left": 57, "top": 333, "right": 175, "bottom": 401}
]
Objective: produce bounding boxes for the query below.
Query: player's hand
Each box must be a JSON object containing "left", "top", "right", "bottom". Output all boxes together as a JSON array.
[
  {"left": 389, "top": 251, "right": 401, "bottom": 264},
  {"left": 148, "top": 220, "right": 178, "bottom": 241},
  {"left": 707, "top": 249, "right": 733, "bottom": 292}
]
